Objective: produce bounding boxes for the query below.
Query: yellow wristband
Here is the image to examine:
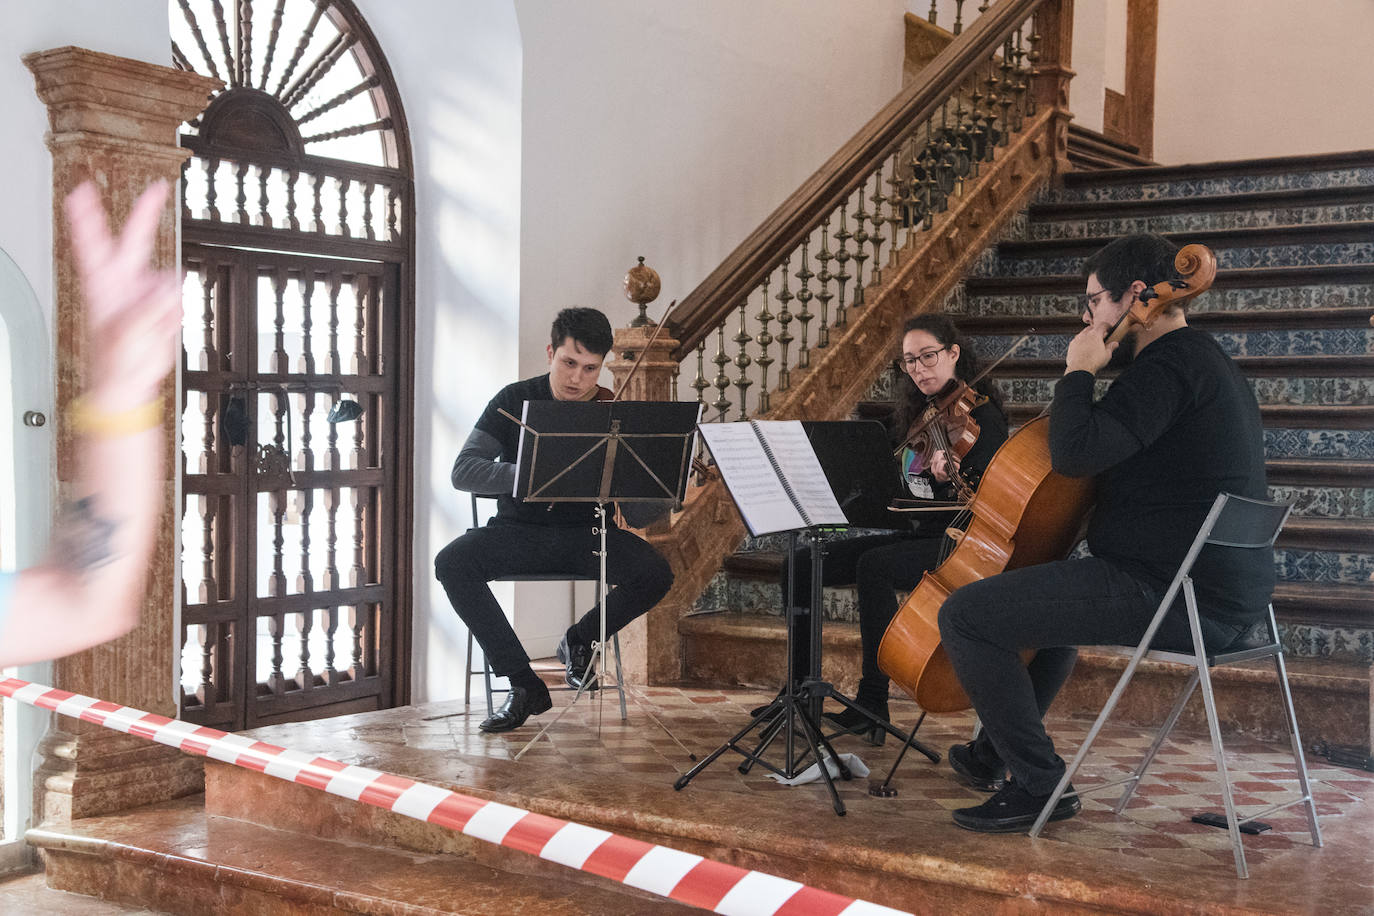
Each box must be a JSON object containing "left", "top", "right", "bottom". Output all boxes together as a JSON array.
[{"left": 69, "top": 396, "right": 163, "bottom": 437}]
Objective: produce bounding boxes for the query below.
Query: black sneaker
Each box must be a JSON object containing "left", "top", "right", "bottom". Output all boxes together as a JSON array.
[
  {"left": 951, "top": 781, "right": 1080, "bottom": 834},
  {"left": 555, "top": 634, "right": 598, "bottom": 691},
  {"left": 948, "top": 741, "right": 1007, "bottom": 792}
]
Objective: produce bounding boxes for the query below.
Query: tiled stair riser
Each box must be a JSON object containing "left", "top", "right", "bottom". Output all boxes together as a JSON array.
[
  {"left": 967, "top": 329, "right": 1374, "bottom": 361},
  {"left": 1028, "top": 203, "right": 1374, "bottom": 239},
  {"left": 1042, "top": 166, "right": 1374, "bottom": 204},
  {"left": 996, "top": 376, "right": 1374, "bottom": 409},
  {"left": 957, "top": 284, "right": 1374, "bottom": 318},
  {"left": 974, "top": 242, "right": 1374, "bottom": 279}
]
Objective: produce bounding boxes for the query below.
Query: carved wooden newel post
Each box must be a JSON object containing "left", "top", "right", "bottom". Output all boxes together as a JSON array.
[
  {"left": 608, "top": 258, "right": 683, "bottom": 682},
  {"left": 1029, "top": 0, "right": 1076, "bottom": 180},
  {"left": 25, "top": 47, "right": 219, "bottom": 822}
]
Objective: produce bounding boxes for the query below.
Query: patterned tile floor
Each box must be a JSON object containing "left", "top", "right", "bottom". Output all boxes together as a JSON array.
[{"left": 425, "top": 679, "right": 1370, "bottom": 876}]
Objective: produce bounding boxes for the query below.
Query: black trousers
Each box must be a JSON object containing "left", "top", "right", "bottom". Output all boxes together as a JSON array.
[
  {"left": 781, "top": 532, "right": 948, "bottom": 692},
  {"left": 434, "top": 519, "right": 673, "bottom": 679},
  {"left": 938, "top": 557, "right": 1249, "bottom": 795}
]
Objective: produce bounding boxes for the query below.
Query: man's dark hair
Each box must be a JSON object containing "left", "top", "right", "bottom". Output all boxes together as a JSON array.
[
  {"left": 1082, "top": 233, "right": 1181, "bottom": 301},
  {"left": 550, "top": 307, "right": 613, "bottom": 356}
]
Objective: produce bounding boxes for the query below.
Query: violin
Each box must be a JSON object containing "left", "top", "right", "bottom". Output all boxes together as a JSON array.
[
  {"left": 895, "top": 378, "right": 987, "bottom": 501},
  {"left": 877, "top": 245, "right": 1217, "bottom": 713}
]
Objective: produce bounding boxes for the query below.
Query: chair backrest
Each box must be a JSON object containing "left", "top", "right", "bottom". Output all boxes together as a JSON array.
[{"left": 1174, "top": 493, "right": 1293, "bottom": 582}]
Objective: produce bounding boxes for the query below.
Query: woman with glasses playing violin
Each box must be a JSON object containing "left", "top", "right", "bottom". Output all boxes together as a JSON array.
[{"left": 775, "top": 313, "right": 1009, "bottom": 743}]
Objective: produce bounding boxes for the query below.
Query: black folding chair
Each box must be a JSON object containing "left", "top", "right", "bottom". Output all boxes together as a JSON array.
[
  {"left": 462, "top": 494, "right": 626, "bottom": 720},
  {"left": 1029, "top": 493, "right": 1322, "bottom": 878}
]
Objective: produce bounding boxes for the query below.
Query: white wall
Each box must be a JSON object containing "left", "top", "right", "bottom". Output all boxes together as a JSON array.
[
  {"left": 0, "top": 0, "right": 171, "bottom": 327},
  {"left": 1153, "top": 0, "right": 1374, "bottom": 163},
  {"left": 354, "top": 0, "right": 523, "bottom": 704}
]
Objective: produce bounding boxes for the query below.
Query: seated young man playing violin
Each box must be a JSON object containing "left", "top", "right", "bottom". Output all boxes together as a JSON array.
[
  {"left": 937, "top": 233, "right": 1273, "bottom": 832},
  {"left": 434, "top": 307, "right": 673, "bottom": 732}
]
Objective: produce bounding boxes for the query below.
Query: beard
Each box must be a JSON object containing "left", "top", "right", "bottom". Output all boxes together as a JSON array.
[{"left": 1107, "top": 328, "right": 1139, "bottom": 369}]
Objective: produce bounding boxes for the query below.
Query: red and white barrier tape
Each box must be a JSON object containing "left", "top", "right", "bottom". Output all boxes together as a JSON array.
[{"left": 2, "top": 677, "right": 911, "bottom": 916}]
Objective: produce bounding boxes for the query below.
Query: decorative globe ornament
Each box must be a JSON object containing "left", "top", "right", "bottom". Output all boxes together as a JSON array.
[{"left": 624, "top": 256, "right": 661, "bottom": 327}]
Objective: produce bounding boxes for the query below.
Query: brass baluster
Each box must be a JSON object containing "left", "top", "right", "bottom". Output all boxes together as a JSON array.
[
  {"left": 814, "top": 217, "right": 834, "bottom": 348},
  {"left": 998, "top": 52, "right": 1014, "bottom": 146},
  {"left": 919, "top": 127, "right": 939, "bottom": 231},
  {"left": 937, "top": 104, "right": 955, "bottom": 214},
  {"left": 1011, "top": 28, "right": 1029, "bottom": 132},
  {"left": 712, "top": 326, "right": 732, "bottom": 421},
  {"left": 985, "top": 65, "right": 1002, "bottom": 150},
  {"left": 794, "top": 240, "right": 814, "bottom": 368},
  {"left": 885, "top": 153, "right": 905, "bottom": 263},
  {"left": 868, "top": 173, "right": 887, "bottom": 284},
  {"left": 775, "top": 261, "right": 795, "bottom": 391},
  {"left": 851, "top": 190, "right": 870, "bottom": 308},
  {"left": 832, "top": 205, "right": 852, "bottom": 329},
  {"left": 927, "top": 0, "right": 937, "bottom": 24},
  {"left": 953, "top": 0, "right": 966, "bottom": 35},
  {"left": 732, "top": 300, "right": 752, "bottom": 420},
  {"left": 692, "top": 339, "right": 710, "bottom": 413},
  {"left": 754, "top": 276, "right": 774, "bottom": 414},
  {"left": 1025, "top": 26, "right": 1042, "bottom": 118}
]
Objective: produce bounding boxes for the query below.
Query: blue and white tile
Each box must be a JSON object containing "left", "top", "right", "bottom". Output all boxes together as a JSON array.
[
  {"left": 1030, "top": 203, "right": 1374, "bottom": 240},
  {"left": 1264, "top": 429, "right": 1374, "bottom": 460},
  {"left": 1043, "top": 166, "right": 1374, "bottom": 204}
]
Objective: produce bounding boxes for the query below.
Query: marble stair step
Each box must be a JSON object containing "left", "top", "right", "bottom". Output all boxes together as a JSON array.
[
  {"left": 1027, "top": 184, "right": 1374, "bottom": 239},
  {"left": 972, "top": 222, "right": 1374, "bottom": 278},
  {"left": 958, "top": 265, "right": 1374, "bottom": 317},
  {"left": 26, "top": 796, "right": 694, "bottom": 915},
  {"left": 677, "top": 612, "right": 1372, "bottom": 749}
]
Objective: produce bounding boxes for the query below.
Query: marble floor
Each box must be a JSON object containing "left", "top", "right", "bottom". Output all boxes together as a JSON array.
[
  {"left": 222, "top": 680, "right": 1374, "bottom": 914},
  {"left": 13, "top": 680, "right": 1374, "bottom": 914}
]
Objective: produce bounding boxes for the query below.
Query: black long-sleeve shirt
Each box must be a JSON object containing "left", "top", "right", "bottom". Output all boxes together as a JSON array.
[{"left": 1049, "top": 326, "right": 1273, "bottom": 625}]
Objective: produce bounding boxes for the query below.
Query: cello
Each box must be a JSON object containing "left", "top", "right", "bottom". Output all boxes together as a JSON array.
[{"left": 876, "top": 244, "right": 1218, "bottom": 713}]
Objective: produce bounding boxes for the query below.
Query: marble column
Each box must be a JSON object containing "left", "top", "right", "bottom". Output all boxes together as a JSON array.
[{"left": 24, "top": 46, "right": 220, "bottom": 822}]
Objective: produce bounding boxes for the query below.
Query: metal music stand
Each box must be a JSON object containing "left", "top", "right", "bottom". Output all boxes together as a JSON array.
[
  {"left": 673, "top": 420, "right": 938, "bottom": 816},
  {"left": 500, "top": 399, "right": 701, "bottom": 761}
]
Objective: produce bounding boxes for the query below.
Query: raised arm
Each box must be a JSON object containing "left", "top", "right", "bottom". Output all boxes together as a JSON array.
[{"left": 0, "top": 181, "right": 180, "bottom": 667}]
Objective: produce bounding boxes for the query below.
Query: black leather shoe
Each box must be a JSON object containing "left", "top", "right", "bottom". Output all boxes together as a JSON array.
[
  {"left": 952, "top": 781, "right": 1080, "bottom": 833},
  {"left": 556, "top": 635, "right": 598, "bottom": 691},
  {"left": 948, "top": 741, "right": 1007, "bottom": 792},
  {"left": 478, "top": 684, "right": 552, "bottom": 733},
  {"left": 823, "top": 703, "right": 889, "bottom": 746}
]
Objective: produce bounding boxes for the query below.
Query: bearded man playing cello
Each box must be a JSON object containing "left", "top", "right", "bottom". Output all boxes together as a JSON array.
[{"left": 936, "top": 233, "right": 1274, "bottom": 833}]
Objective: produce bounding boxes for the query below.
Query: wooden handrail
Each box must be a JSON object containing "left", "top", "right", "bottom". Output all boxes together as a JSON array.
[{"left": 667, "top": 0, "right": 1049, "bottom": 360}]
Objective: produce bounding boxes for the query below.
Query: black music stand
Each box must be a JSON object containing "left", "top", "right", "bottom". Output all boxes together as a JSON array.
[
  {"left": 502, "top": 399, "right": 700, "bottom": 760},
  {"left": 673, "top": 421, "right": 939, "bottom": 816}
]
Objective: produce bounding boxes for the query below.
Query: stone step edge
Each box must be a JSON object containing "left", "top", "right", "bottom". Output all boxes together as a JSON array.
[
  {"left": 1061, "top": 148, "right": 1374, "bottom": 186},
  {"left": 27, "top": 797, "right": 682, "bottom": 916},
  {"left": 1002, "top": 402, "right": 1374, "bottom": 430},
  {"left": 1032, "top": 183, "right": 1374, "bottom": 220},
  {"left": 962, "top": 263, "right": 1374, "bottom": 295},
  {"left": 994, "top": 220, "right": 1374, "bottom": 257},
  {"left": 987, "top": 354, "right": 1374, "bottom": 378},
  {"left": 956, "top": 306, "right": 1374, "bottom": 333},
  {"left": 678, "top": 613, "right": 1371, "bottom": 697}
]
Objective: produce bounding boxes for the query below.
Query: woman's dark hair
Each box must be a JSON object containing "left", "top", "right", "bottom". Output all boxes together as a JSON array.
[
  {"left": 550, "top": 307, "right": 613, "bottom": 356},
  {"left": 890, "top": 313, "right": 1003, "bottom": 439},
  {"left": 1082, "top": 233, "right": 1180, "bottom": 301}
]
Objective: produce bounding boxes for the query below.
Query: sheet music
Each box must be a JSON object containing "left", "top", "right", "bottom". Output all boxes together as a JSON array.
[
  {"left": 697, "top": 423, "right": 806, "bottom": 534},
  {"left": 755, "top": 421, "right": 847, "bottom": 526}
]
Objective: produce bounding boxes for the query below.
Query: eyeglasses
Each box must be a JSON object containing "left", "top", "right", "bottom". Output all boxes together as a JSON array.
[
  {"left": 1082, "top": 287, "right": 1111, "bottom": 320},
  {"left": 901, "top": 348, "right": 947, "bottom": 370}
]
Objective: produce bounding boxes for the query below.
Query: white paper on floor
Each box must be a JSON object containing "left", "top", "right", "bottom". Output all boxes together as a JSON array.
[{"left": 766, "top": 753, "right": 869, "bottom": 786}]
